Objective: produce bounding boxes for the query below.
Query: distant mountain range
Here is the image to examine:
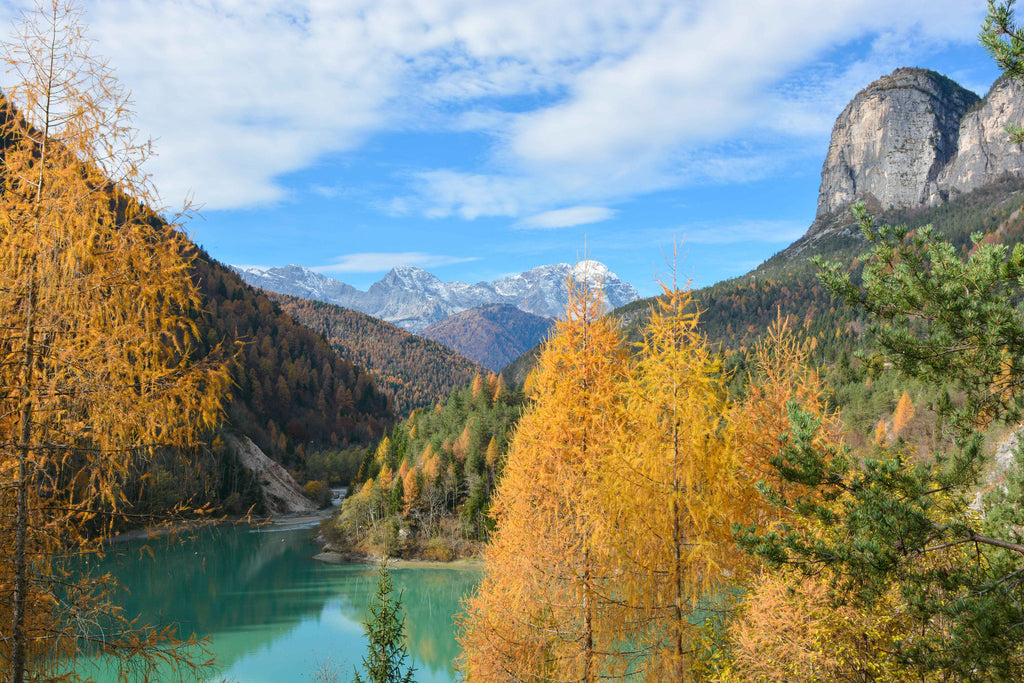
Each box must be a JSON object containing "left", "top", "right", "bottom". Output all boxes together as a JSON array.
[
  {"left": 421, "top": 304, "right": 556, "bottom": 372},
  {"left": 230, "top": 260, "right": 640, "bottom": 334}
]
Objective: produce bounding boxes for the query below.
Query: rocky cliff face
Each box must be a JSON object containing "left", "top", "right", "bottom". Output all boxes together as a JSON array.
[
  {"left": 816, "top": 68, "right": 981, "bottom": 220},
  {"left": 939, "top": 76, "right": 1024, "bottom": 194}
]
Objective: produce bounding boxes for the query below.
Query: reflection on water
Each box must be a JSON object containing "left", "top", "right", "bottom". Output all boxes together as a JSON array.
[{"left": 72, "top": 523, "right": 479, "bottom": 682}]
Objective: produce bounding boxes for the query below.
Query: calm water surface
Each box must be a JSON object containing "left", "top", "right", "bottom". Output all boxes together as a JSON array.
[{"left": 73, "top": 522, "right": 479, "bottom": 682}]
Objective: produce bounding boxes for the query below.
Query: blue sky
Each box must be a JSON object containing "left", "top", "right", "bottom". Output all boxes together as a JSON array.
[{"left": 0, "top": 1, "right": 1005, "bottom": 296}]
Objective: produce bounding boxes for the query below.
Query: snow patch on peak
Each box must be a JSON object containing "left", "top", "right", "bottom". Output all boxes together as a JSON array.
[
  {"left": 236, "top": 265, "right": 271, "bottom": 276},
  {"left": 390, "top": 265, "right": 429, "bottom": 275},
  {"left": 380, "top": 265, "right": 442, "bottom": 290},
  {"left": 572, "top": 260, "right": 610, "bottom": 280},
  {"left": 231, "top": 259, "right": 640, "bottom": 332}
]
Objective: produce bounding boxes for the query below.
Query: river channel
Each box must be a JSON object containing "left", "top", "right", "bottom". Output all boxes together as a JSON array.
[{"left": 72, "top": 521, "right": 480, "bottom": 682}]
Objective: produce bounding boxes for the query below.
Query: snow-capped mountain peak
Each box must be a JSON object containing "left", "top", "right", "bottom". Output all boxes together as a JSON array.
[
  {"left": 230, "top": 261, "right": 640, "bottom": 333},
  {"left": 572, "top": 259, "right": 610, "bottom": 282}
]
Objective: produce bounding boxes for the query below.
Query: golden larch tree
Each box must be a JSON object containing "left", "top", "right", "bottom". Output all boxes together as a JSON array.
[
  {"left": 458, "top": 274, "right": 626, "bottom": 682},
  {"left": 892, "top": 390, "right": 915, "bottom": 439},
  {"left": 719, "top": 569, "right": 919, "bottom": 683},
  {"left": 874, "top": 418, "right": 889, "bottom": 446},
  {"left": 729, "top": 314, "right": 844, "bottom": 530},
  {"left": 0, "top": 2, "right": 227, "bottom": 681},
  {"left": 602, "top": 284, "right": 744, "bottom": 680}
]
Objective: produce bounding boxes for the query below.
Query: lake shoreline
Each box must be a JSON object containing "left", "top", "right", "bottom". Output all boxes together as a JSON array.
[
  {"left": 312, "top": 549, "right": 484, "bottom": 569},
  {"left": 107, "top": 507, "right": 486, "bottom": 572},
  {"left": 106, "top": 507, "right": 337, "bottom": 544}
]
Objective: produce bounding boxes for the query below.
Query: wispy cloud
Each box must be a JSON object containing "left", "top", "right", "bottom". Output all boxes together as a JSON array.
[
  {"left": 598, "top": 219, "right": 809, "bottom": 253},
  {"left": 677, "top": 219, "right": 809, "bottom": 245},
  {"left": 312, "top": 252, "right": 480, "bottom": 274},
  {"left": 516, "top": 206, "right": 616, "bottom": 229},
  {"left": 34, "top": 0, "right": 986, "bottom": 213}
]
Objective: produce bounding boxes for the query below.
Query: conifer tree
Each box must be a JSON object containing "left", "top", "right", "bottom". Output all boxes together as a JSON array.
[
  {"left": 892, "top": 391, "right": 915, "bottom": 439},
  {"left": 782, "top": 198, "right": 1024, "bottom": 676},
  {"left": 353, "top": 562, "right": 416, "bottom": 683},
  {"left": 458, "top": 274, "right": 626, "bottom": 682},
  {"left": 873, "top": 418, "right": 888, "bottom": 446},
  {"left": 602, "top": 283, "right": 743, "bottom": 680},
  {"left": 0, "top": 2, "right": 227, "bottom": 680}
]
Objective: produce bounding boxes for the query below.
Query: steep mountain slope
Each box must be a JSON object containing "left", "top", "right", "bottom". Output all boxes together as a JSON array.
[
  {"left": 421, "top": 304, "right": 555, "bottom": 372},
  {"left": 263, "top": 291, "right": 487, "bottom": 415},
  {"left": 506, "top": 69, "right": 1024, "bottom": 387},
  {"left": 127, "top": 245, "right": 398, "bottom": 515},
  {"left": 192, "top": 254, "right": 394, "bottom": 463},
  {"left": 0, "top": 89, "right": 394, "bottom": 516},
  {"left": 232, "top": 260, "right": 639, "bottom": 332}
]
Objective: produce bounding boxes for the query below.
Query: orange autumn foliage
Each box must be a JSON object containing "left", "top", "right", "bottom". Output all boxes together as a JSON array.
[
  {"left": 604, "top": 283, "right": 745, "bottom": 680},
  {"left": 721, "top": 570, "right": 922, "bottom": 683},
  {"left": 875, "top": 418, "right": 889, "bottom": 446},
  {"left": 0, "top": 3, "right": 228, "bottom": 679},
  {"left": 458, "top": 275, "right": 627, "bottom": 682},
  {"left": 732, "top": 314, "right": 844, "bottom": 507},
  {"left": 893, "top": 391, "right": 915, "bottom": 439}
]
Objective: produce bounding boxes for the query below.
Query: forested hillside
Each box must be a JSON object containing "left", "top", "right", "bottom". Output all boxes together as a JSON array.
[
  {"left": 325, "top": 374, "right": 526, "bottom": 559},
  {"left": 265, "top": 291, "right": 486, "bottom": 415},
  {"left": 118, "top": 249, "right": 397, "bottom": 516},
  {"left": 691, "top": 179, "right": 1024, "bottom": 353},
  {"left": 421, "top": 303, "right": 555, "bottom": 372},
  {"left": 193, "top": 256, "right": 394, "bottom": 461}
]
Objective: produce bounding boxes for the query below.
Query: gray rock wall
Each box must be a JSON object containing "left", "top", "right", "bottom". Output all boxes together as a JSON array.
[
  {"left": 939, "top": 77, "right": 1024, "bottom": 194},
  {"left": 816, "top": 68, "right": 981, "bottom": 219}
]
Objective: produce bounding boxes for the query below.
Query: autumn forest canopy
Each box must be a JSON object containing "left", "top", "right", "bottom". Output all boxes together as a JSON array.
[{"left": 6, "top": 0, "right": 1024, "bottom": 682}]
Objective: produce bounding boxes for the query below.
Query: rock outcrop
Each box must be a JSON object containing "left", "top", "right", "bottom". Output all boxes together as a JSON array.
[
  {"left": 815, "top": 68, "right": 981, "bottom": 220},
  {"left": 811, "top": 69, "right": 1024, "bottom": 238},
  {"left": 224, "top": 433, "right": 316, "bottom": 515},
  {"left": 939, "top": 76, "right": 1024, "bottom": 194}
]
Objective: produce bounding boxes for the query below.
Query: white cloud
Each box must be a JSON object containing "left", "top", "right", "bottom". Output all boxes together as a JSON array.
[
  {"left": 312, "top": 252, "right": 480, "bottom": 274},
  {"left": 678, "top": 219, "right": 809, "bottom": 245},
  {"left": 517, "top": 206, "right": 616, "bottom": 229},
  {"left": 386, "top": 0, "right": 990, "bottom": 221},
  {"left": 0, "top": 0, "right": 990, "bottom": 215},
  {"left": 598, "top": 219, "right": 808, "bottom": 253}
]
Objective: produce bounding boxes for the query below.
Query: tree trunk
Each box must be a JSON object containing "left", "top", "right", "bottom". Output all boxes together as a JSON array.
[{"left": 10, "top": 286, "right": 35, "bottom": 683}]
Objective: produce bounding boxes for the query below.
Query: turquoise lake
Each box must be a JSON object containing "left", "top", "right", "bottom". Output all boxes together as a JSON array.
[{"left": 71, "top": 521, "right": 479, "bottom": 682}]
